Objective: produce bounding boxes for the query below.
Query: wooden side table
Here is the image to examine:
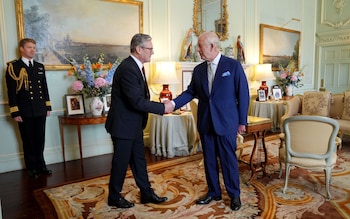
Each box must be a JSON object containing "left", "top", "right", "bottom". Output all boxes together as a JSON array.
[
  {"left": 58, "top": 114, "right": 107, "bottom": 162},
  {"left": 243, "top": 116, "right": 272, "bottom": 184}
]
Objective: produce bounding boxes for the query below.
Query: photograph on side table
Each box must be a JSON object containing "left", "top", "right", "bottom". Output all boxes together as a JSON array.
[
  {"left": 272, "top": 88, "right": 282, "bottom": 100},
  {"left": 65, "top": 94, "right": 85, "bottom": 115},
  {"left": 258, "top": 89, "right": 267, "bottom": 101},
  {"left": 103, "top": 94, "right": 112, "bottom": 114}
]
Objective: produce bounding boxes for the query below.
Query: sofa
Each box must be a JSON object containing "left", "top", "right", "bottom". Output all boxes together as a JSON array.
[{"left": 280, "top": 91, "right": 350, "bottom": 141}]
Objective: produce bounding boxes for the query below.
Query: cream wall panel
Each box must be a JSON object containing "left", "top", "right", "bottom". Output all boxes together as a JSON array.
[
  {"left": 0, "top": 0, "right": 320, "bottom": 173},
  {"left": 339, "top": 63, "right": 350, "bottom": 87}
]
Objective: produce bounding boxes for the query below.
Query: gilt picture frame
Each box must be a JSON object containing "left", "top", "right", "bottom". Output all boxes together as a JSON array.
[
  {"left": 15, "top": 0, "right": 143, "bottom": 70},
  {"left": 65, "top": 94, "right": 85, "bottom": 115},
  {"left": 259, "top": 24, "right": 300, "bottom": 71}
]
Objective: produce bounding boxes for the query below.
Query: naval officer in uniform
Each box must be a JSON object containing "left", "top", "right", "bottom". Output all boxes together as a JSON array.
[{"left": 5, "top": 38, "right": 52, "bottom": 178}]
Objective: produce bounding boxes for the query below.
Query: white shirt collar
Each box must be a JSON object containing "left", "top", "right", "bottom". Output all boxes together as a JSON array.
[
  {"left": 211, "top": 53, "right": 221, "bottom": 66},
  {"left": 130, "top": 55, "right": 143, "bottom": 72},
  {"left": 21, "top": 57, "right": 34, "bottom": 66}
]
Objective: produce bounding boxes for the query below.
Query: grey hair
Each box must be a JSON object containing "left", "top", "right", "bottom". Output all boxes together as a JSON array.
[
  {"left": 200, "top": 32, "right": 221, "bottom": 50},
  {"left": 130, "top": 33, "right": 152, "bottom": 53}
]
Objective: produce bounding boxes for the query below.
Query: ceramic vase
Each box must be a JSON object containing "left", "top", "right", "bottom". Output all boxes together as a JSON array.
[
  {"left": 90, "top": 97, "right": 103, "bottom": 116},
  {"left": 285, "top": 85, "right": 293, "bottom": 96}
]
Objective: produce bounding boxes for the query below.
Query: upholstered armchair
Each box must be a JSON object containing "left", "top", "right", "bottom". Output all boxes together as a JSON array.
[
  {"left": 279, "top": 115, "right": 339, "bottom": 200},
  {"left": 279, "top": 91, "right": 343, "bottom": 149}
]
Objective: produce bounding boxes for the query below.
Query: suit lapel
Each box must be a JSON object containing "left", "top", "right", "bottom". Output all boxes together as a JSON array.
[
  {"left": 128, "top": 57, "right": 150, "bottom": 100},
  {"left": 211, "top": 57, "right": 225, "bottom": 94},
  {"left": 199, "top": 63, "right": 210, "bottom": 96}
]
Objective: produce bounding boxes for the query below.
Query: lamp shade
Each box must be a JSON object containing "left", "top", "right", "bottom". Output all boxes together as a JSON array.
[
  {"left": 151, "top": 62, "right": 179, "bottom": 102},
  {"left": 151, "top": 62, "right": 179, "bottom": 84},
  {"left": 253, "top": 64, "right": 274, "bottom": 100},
  {"left": 253, "top": 64, "right": 274, "bottom": 81}
]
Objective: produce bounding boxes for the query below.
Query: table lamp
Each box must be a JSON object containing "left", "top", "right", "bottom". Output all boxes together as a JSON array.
[
  {"left": 151, "top": 62, "right": 179, "bottom": 102},
  {"left": 253, "top": 64, "right": 274, "bottom": 98}
]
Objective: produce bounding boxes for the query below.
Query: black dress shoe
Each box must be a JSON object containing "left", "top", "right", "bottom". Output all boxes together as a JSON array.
[
  {"left": 108, "top": 197, "right": 135, "bottom": 208},
  {"left": 140, "top": 192, "right": 168, "bottom": 204},
  {"left": 40, "top": 168, "right": 52, "bottom": 175},
  {"left": 27, "top": 170, "right": 40, "bottom": 178},
  {"left": 230, "top": 197, "right": 241, "bottom": 211},
  {"left": 196, "top": 195, "right": 222, "bottom": 204}
]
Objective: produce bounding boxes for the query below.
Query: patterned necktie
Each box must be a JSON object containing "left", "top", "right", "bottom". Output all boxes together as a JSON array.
[
  {"left": 208, "top": 62, "right": 214, "bottom": 93},
  {"left": 142, "top": 67, "right": 150, "bottom": 99}
]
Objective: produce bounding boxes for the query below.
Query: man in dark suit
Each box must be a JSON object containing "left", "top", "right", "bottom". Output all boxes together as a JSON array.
[
  {"left": 172, "top": 32, "right": 250, "bottom": 211},
  {"left": 105, "top": 33, "right": 174, "bottom": 208},
  {"left": 5, "top": 38, "right": 52, "bottom": 179}
]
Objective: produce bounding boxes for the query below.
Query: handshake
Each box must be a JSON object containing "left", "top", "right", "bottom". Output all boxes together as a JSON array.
[{"left": 163, "top": 100, "right": 175, "bottom": 114}]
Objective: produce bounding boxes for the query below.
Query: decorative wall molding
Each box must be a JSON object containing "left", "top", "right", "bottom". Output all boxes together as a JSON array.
[
  {"left": 316, "top": 29, "right": 350, "bottom": 45},
  {"left": 321, "top": 0, "right": 350, "bottom": 29}
]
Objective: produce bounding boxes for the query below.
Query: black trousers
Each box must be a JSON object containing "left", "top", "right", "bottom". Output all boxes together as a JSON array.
[
  {"left": 18, "top": 116, "right": 47, "bottom": 171},
  {"left": 108, "top": 133, "right": 152, "bottom": 200}
]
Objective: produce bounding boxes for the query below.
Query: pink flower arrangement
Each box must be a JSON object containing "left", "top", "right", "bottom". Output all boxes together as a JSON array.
[
  {"left": 67, "top": 54, "right": 121, "bottom": 98},
  {"left": 276, "top": 60, "right": 305, "bottom": 89}
]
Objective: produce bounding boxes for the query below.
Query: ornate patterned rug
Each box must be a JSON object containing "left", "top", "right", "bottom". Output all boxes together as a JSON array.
[{"left": 35, "top": 135, "right": 350, "bottom": 218}]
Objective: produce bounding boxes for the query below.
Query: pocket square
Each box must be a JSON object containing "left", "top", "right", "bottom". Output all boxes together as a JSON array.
[{"left": 222, "top": 71, "right": 231, "bottom": 77}]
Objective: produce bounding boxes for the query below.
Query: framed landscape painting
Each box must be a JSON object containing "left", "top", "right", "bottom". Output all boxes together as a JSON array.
[
  {"left": 15, "top": 0, "right": 143, "bottom": 70},
  {"left": 259, "top": 24, "right": 300, "bottom": 71}
]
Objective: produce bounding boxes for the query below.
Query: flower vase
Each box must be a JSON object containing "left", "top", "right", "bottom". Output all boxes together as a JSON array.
[
  {"left": 285, "top": 85, "right": 293, "bottom": 96},
  {"left": 90, "top": 97, "right": 103, "bottom": 116}
]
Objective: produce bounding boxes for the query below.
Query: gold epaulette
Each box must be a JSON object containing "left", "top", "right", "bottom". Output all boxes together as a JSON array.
[
  {"left": 7, "top": 62, "right": 29, "bottom": 93},
  {"left": 6, "top": 59, "right": 16, "bottom": 65}
]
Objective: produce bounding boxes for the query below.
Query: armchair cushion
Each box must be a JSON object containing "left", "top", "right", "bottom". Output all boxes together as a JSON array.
[
  {"left": 302, "top": 91, "right": 331, "bottom": 117},
  {"left": 341, "top": 91, "right": 350, "bottom": 121}
]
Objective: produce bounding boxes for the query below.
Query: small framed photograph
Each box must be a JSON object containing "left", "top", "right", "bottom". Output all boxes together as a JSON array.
[
  {"left": 272, "top": 88, "right": 282, "bottom": 100},
  {"left": 258, "top": 89, "right": 267, "bottom": 101},
  {"left": 103, "top": 94, "right": 112, "bottom": 113},
  {"left": 65, "top": 94, "right": 85, "bottom": 115}
]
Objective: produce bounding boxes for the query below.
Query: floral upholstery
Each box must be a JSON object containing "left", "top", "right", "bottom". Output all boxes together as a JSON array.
[
  {"left": 301, "top": 91, "right": 332, "bottom": 117},
  {"left": 281, "top": 91, "right": 350, "bottom": 140},
  {"left": 342, "top": 91, "right": 350, "bottom": 121}
]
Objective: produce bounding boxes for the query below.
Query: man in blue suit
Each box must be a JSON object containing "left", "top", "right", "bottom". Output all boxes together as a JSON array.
[{"left": 172, "top": 32, "right": 250, "bottom": 211}]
